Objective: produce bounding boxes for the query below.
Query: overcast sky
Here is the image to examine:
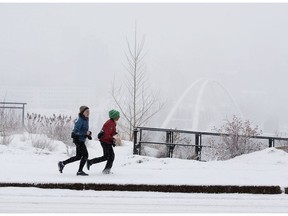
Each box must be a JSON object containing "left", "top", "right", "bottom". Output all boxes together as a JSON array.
[{"left": 1, "top": 3, "right": 288, "bottom": 131}]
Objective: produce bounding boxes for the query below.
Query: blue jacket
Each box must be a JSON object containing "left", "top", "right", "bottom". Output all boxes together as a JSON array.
[{"left": 73, "top": 114, "right": 89, "bottom": 142}]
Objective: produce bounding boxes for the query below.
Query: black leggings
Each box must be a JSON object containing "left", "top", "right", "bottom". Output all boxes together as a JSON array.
[
  {"left": 63, "top": 139, "right": 88, "bottom": 172},
  {"left": 90, "top": 142, "right": 115, "bottom": 171}
]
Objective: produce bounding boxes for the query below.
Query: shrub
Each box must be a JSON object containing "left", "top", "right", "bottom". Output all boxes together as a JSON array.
[
  {"left": 211, "top": 115, "right": 263, "bottom": 160},
  {"left": 0, "top": 135, "right": 12, "bottom": 146},
  {"left": 0, "top": 109, "right": 22, "bottom": 145},
  {"left": 30, "top": 134, "right": 56, "bottom": 154},
  {"left": 25, "top": 113, "right": 74, "bottom": 155}
]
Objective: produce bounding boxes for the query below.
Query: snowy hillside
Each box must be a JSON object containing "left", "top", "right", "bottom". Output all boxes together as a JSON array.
[{"left": 1, "top": 133, "right": 288, "bottom": 188}]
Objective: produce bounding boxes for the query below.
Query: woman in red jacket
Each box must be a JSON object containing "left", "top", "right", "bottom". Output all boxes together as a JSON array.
[{"left": 86, "top": 109, "right": 120, "bottom": 174}]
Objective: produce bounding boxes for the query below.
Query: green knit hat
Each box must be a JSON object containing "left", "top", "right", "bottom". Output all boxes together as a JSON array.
[{"left": 109, "top": 109, "right": 120, "bottom": 119}]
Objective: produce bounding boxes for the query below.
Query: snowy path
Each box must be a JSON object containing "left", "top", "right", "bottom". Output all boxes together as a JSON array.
[
  {"left": 1, "top": 140, "right": 288, "bottom": 187},
  {"left": 1, "top": 187, "right": 288, "bottom": 213}
]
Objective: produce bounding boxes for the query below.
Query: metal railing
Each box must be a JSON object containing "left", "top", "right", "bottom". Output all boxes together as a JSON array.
[
  {"left": 0, "top": 102, "right": 27, "bottom": 128},
  {"left": 133, "top": 127, "right": 288, "bottom": 161}
]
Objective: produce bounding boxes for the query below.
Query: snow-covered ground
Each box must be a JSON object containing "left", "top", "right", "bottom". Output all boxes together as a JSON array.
[
  {"left": 1, "top": 133, "right": 288, "bottom": 186},
  {"left": 1, "top": 133, "right": 288, "bottom": 213}
]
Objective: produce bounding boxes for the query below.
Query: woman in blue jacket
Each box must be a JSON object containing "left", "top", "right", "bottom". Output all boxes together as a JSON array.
[{"left": 58, "top": 106, "right": 91, "bottom": 176}]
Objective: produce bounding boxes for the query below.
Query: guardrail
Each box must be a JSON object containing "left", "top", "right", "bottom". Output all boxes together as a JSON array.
[{"left": 133, "top": 127, "right": 288, "bottom": 160}]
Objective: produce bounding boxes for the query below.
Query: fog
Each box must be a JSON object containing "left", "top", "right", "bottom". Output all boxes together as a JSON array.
[{"left": 1, "top": 3, "right": 288, "bottom": 134}]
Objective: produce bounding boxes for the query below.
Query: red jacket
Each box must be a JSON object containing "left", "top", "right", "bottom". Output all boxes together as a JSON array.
[{"left": 100, "top": 119, "right": 117, "bottom": 144}]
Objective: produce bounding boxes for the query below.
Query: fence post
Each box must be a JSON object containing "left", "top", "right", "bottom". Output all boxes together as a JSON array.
[
  {"left": 166, "top": 131, "right": 170, "bottom": 157},
  {"left": 133, "top": 128, "right": 138, "bottom": 154},
  {"left": 22, "top": 103, "right": 26, "bottom": 129},
  {"left": 166, "top": 131, "right": 175, "bottom": 158},
  {"left": 165, "top": 131, "right": 170, "bottom": 143},
  {"left": 269, "top": 138, "right": 275, "bottom": 148},
  {"left": 195, "top": 133, "right": 202, "bottom": 160}
]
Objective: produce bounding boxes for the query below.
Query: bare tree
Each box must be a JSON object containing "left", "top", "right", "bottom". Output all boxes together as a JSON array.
[{"left": 112, "top": 24, "right": 163, "bottom": 140}]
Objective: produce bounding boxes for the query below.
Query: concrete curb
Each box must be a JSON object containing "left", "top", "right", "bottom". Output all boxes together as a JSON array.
[{"left": 0, "top": 182, "right": 283, "bottom": 194}]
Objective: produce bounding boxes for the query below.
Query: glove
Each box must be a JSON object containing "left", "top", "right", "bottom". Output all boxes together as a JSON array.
[
  {"left": 86, "top": 131, "right": 92, "bottom": 140},
  {"left": 97, "top": 130, "right": 104, "bottom": 139},
  {"left": 112, "top": 143, "right": 116, "bottom": 147}
]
